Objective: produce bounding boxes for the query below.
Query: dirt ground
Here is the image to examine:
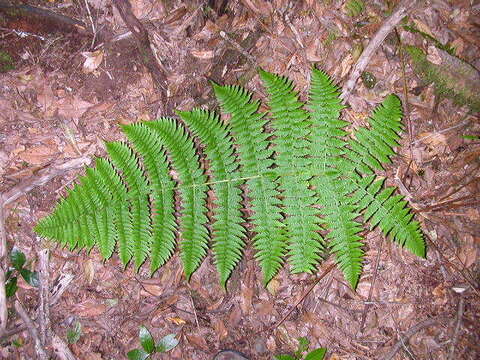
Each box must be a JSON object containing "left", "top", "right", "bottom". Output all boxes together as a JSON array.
[{"left": 0, "top": 0, "right": 479, "bottom": 359}]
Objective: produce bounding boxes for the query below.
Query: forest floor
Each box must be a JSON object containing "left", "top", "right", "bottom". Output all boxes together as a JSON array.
[{"left": 0, "top": 0, "right": 479, "bottom": 359}]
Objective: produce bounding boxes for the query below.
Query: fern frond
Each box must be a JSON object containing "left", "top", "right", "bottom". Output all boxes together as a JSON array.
[
  {"left": 77, "top": 168, "right": 115, "bottom": 257},
  {"left": 308, "top": 68, "right": 364, "bottom": 288},
  {"left": 346, "top": 95, "right": 403, "bottom": 173},
  {"left": 93, "top": 158, "right": 132, "bottom": 266},
  {"left": 143, "top": 119, "right": 209, "bottom": 280},
  {"left": 213, "top": 83, "right": 285, "bottom": 285},
  {"left": 36, "top": 67, "right": 426, "bottom": 290},
  {"left": 106, "top": 142, "right": 151, "bottom": 270},
  {"left": 351, "top": 175, "right": 426, "bottom": 257},
  {"left": 178, "top": 109, "right": 245, "bottom": 288},
  {"left": 122, "top": 123, "right": 177, "bottom": 274},
  {"left": 259, "top": 69, "right": 324, "bottom": 273}
]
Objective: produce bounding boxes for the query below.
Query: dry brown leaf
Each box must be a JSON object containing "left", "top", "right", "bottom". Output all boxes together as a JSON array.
[
  {"left": 18, "top": 144, "right": 56, "bottom": 165},
  {"left": 141, "top": 282, "right": 163, "bottom": 297},
  {"left": 240, "top": 283, "right": 253, "bottom": 314},
  {"left": 228, "top": 305, "right": 242, "bottom": 328},
  {"left": 82, "top": 50, "right": 104, "bottom": 74},
  {"left": 213, "top": 318, "right": 228, "bottom": 341},
  {"left": 266, "top": 278, "right": 280, "bottom": 295},
  {"left": 185, "top": 334, "right": 209, "bottom": 351},
  {"left": 458, "top": 245, "right": 477, "bottom": 268},
  {"left": 412, "top": 19, "right": 434, "bottom": 37},
  {"left": 57, "top": 96, "right": 94, "bottom": 119},
  {"left": 306, "top": 39, "right": 323, "bottom": 62},
  {"left": 167, "top": 316, "right": 186, "bottom": 325},
  {"left": 84, "top": 353, "right": 103, "bottom": 360},
  {"left": 84, "top": 259, "right": 95, "bottom": 285},
  {"left": 190, "top": 49, "right": 215, "bottom": 60},
  {"left": 74, "top": 300, "right": 107, "bottom": 317}
]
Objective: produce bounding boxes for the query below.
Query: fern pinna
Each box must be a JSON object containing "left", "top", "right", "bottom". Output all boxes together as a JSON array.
[{"left": 35, "top": 68, "right": 425, "bottom": 289}]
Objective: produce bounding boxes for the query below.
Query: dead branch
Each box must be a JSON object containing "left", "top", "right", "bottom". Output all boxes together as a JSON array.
[
  {"left": 112, "top": 0, "right": 167, "bottom": 95},
  {"left": 0, "top": 0, "right": 88, "bottom": 33},
  {"left": 1, "top": 156, "right": 91, "bottom": 207},
  {"left": 341, "top": 0, "right": 424, "bottom": 103},
  {"left": 51, "top": 332, "right": 78, "bottom": 360},
  {"left": 359, "top": 236, "right": 384, "bottom": 333},
  {"left": 383, "top": 316, "right": 447, "bottom": 360},
  {"left": 448, "top": 296, "right": 464, "bottom": 360},
  {"left": 38, "top": 249, "right": 50, "bottom": 346},
  {"left": 14, "top": 300, "right": 49, "bottom": 360},
  {"left": 0, "top": 203, "right": 7, "bottom": 335}
]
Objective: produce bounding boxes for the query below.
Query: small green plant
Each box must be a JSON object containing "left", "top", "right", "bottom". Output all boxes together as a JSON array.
[
  {"left": 127, "top": 326, "right": 179, "bottom": 360},
  {"left": 344, "top": 0, "right": 365, "bottom": 17},
  {"left": 5, "top": 247, "right": 39, "bottom": 297},
  {"left": 0, "top": 51, "right": 14, "bottom": 72},
  {"left": 66, "top": 321, "right": 82, "bottom": 344},
  {"left": 274, "top": 337, "right": 326, "bottom": 360},
  {"left": 361, "top": 71, "right": 377, "bottom": 89}
]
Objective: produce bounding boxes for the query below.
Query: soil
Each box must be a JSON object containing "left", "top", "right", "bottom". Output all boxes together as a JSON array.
[{"left": 0, "top": 1, "right": 479, "bottom": 360}]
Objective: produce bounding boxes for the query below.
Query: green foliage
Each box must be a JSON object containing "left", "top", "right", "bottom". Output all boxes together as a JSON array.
[
  {"left": 361, "top": 71, "right": 376, "bottom": 89},
  {"left": 35, "top": 68, "right": 425, "bottom": 289},
  {"left": 0, "top": 51, "right": 15, "bottom": 73},
  {"left": 5, "top": 247, "right": 39, "bottom": 297},
  {"left": 274, "top": 336, "right": 327, "bottom": 360},
  {"left": 405, "top": 45, "right": 480, "bottom": 112},
  {"left": 66, "top": 321, "right": 82, "bottom": 344},
  {"left": 344, "top": 0, "right": 365, "bottom": 17},
  {"left": 127, "top": 326, "right": 178, "bottom": 360}
]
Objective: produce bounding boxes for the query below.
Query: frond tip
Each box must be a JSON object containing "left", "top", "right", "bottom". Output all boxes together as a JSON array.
[{"left": 35, "top": 67, "right": 426, "bottom": 290}]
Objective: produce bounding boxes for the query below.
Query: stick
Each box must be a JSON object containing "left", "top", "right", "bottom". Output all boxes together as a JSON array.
[
  {"left": 359, "top": 236, "right": 383, "bottom": 333},
  {"left": 1, "top": 156, "right": 91, "bottom": 207},
  {"left": 38, "top": 249, "right": 50, "bottom": 345},
  {"left": 0, "top": 0, "right": 88, "bottom": 32},
  {"left": 264, "top": 263, "right": 336, "bottom": 334},
  {"left": 341, "top": 0, "right": 424, "bottom": 102},
  {"left": 382, "top": 316, "right": 446, "bottom": 360},
  {"left": 448, "top": 296, "right": 464, "bottom": 360},
  {"left": 51, "top": 332, "right": 78, "bottom": 360},
  {"left": 0, "top": 202, "right": 7, "bottom": 335},
  {"left": 14, "top": 300, "right": 49, "bottom": 360},
  {"left": 113, "top": 0, "right": 167, "bottom": 94}
]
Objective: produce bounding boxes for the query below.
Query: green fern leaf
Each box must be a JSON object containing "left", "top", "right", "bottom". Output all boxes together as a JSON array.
[
  {"left": 308, "top": 68, "right": 364, "bottom": 288},
  {"left": 178, "top": 109, "right": 245, "bottom": 288},
  {"left": 213, "top": 83, "right": 285, "bottom": 285},
  {"left": 93, "top": 158, "right": 132, "bottom": 265},
  {"left": 122, "top": 123, "right": 177, "bottom": 274},
  {"left": 143, "top": 119, "right": 209, "bottom": 280},
  {"left": 106, "top": 142, "right": 151, "bottom": 270},
  {"left": 259, "top": 69, "right": 324, "bottom": 274}
]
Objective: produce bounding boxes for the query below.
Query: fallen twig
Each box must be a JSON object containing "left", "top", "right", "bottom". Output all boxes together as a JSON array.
[
  {"left": 0, "top": 0, "right": 88, "bottom": 33},
  {"left": 341, "top": 0, "right": 424, "bottom": 102},
  {"left": 1, "top": 156, "right": 91, "bottom": 207},
  {"left": 448, "top": 295, "right": 464, "bottom": 360},
  {"left": 51, "top": 331, "right": 78, "bottom": 360},
  {"left": 38, "top": 249, "right": 50, "bottom": 346},
  {"left": 0, "top": 203, "right": 7, "bottom": 335},
  {"left": 382, "top": 316, "right": 447, "bottom": 360},
  {"left": 265, "top": 262, "right": 336, "bottom": 333},
  {"left": 14, "top": 300, "right": 49, "bottom": 360},
  {"left": 113, "top": 0, "right": 167, "bottom": 95},
  {"left": 359, "top": 236, "right": 383, "bottom": 333}
]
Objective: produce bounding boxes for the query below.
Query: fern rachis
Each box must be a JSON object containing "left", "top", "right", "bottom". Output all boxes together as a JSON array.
[{"left": 35, "top": 68, "right": 426, "bottom": 289}]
